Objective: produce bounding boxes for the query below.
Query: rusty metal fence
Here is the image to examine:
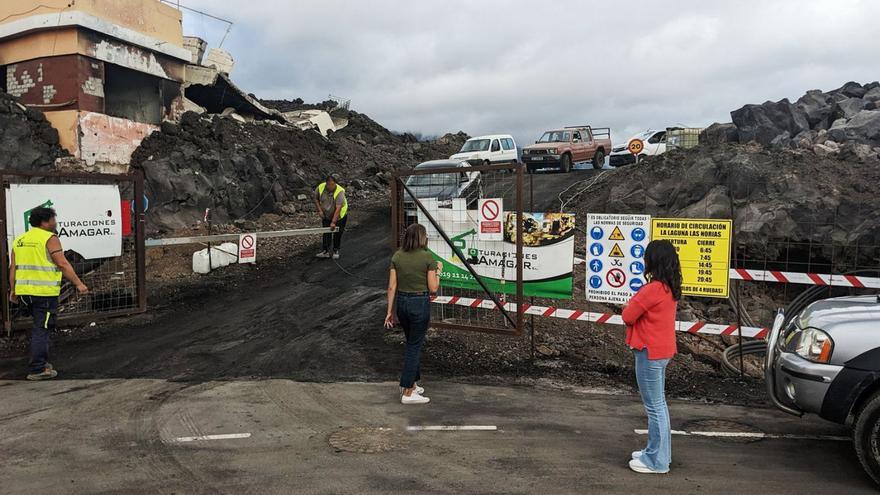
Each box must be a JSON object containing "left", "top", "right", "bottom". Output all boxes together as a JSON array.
[
  {"left": 391, "top": 163, "right": 525, "bottom": 335},
  {"left": 391, "top": 159, "right": 880, "bottom": 370},
  {"left": 0, "top": 169, "right": 146, "bottom": 332}
]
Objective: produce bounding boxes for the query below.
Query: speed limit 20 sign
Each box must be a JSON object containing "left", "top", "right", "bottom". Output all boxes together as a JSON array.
[{"left": 628, "top": 138, "right": 644, "bottom": 155}]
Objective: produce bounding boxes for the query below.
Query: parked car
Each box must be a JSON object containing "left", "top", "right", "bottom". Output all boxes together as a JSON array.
[
  {"left": 765, "top": 294, "right": 880, "bottom": 486},
  {"left": 521, "top": 126, "right": 611, "bottom": 173},
  {"left": 609, "top": 129, "right": 667, "bottom": 167},
  {"left": 450, "top": 135, "right": 518, "bottom": 166},
  {"left": 403, "top": 159, "right": 482, "bottom": 223}
]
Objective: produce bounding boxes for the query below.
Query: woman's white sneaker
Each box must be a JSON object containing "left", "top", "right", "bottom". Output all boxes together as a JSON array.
[
  {"left": 628, "top": 458, "right": 668, "bottom": 474},
  {"left": 401, "top": 391, "right": 430, "bottom": 405}
]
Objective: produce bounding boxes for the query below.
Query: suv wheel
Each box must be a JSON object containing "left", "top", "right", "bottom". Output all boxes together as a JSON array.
[
  {"left": 560, "top": 154, "right": 572, "bottom": 173},
  {"left": 854, "top": 390, "right": 880, "bottom": 486},
  {"left": 592, "top": 150, "right": 605, "bottom": 170}
]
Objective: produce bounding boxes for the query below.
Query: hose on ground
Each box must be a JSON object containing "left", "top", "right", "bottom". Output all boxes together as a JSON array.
[
  {"left": 721, "top": 340, "right": 768, "bottom": 376},
  {"left": 720, "top": 269, "right": 880, "bottom": 376}
]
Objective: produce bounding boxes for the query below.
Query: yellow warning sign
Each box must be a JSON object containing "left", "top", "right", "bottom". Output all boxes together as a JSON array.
[
  {"left": 651, "top": 218, "right": 732, "bottom": 298},
  {"left": 608, "top": 226, "right": 625, "bottom": 241},
  {"left": 609, "top": 243, "right": 625, "bottom": 258}
]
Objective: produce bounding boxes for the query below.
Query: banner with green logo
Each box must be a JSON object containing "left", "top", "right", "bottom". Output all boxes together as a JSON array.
[{"left": 418, "top": 201, "right": 574, "bottom": 299}]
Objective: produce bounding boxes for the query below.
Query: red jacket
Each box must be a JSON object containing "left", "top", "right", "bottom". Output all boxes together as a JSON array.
[{"left": 622, "top": 280, "right": 678, "bottom": 360}]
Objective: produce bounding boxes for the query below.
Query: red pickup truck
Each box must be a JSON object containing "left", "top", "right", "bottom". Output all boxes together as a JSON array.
[{"left": 521, "top": 126, "right": 612, "bottom": 173}]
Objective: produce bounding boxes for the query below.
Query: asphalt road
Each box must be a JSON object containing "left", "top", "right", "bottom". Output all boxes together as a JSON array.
[
  {"left": 0, "top": 379, "right": 875, "bottom": 494},
  {"left": 0, "top": 168, "right": 875, "bottom": 493}
]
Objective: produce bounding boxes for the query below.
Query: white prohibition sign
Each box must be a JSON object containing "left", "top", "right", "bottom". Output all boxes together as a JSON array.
[{"left": 241, "top": 234, "right": 255, "bottom": 249}]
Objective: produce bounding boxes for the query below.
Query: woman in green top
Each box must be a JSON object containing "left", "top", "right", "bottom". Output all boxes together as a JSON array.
[{"left": 384, "top": 223, "right": 442, "bottom": 405}]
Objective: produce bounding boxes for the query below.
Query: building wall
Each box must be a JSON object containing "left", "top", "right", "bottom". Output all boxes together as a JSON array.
[
  {"left": 78, "top": 111, "right": 157, "bottom": 170},
  {"left": 5, "top": 55, "right": 105, "bottom": 112},
  {"left": 44, "top": 110, "right": 81, "bottom": 157},
  {"left": 0, "top": 0, "right": 183, "bottom": 47},
  {"left": 43, "top": 110, "right": 157, "bottom": 170},
  {"left": 0, "top": 28, "right": 79, "bottom": 65}
]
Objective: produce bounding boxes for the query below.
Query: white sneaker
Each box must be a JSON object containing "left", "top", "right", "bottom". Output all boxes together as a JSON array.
[
  {"left": 331, "top": 251, "right": 340, "bottom": 260},
  {"left": 400, "top": 384, "right": 425, "bottom": 395},
  {"left": 401, "top": 391, "right": 430, "bottom": 405},
  {"left": 628, "top": 458, "right": 668, "bottom": 474},
  {"left": 316, "top": 250, "right": 330, "bottom": 259},
  {"left": 632, "top": 451, "right": 642, "bottom": 460}
]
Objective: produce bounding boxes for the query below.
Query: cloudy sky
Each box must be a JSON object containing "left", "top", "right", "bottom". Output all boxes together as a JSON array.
[{"left": 177, "top": 0, "right": 879, "bottom": 145}]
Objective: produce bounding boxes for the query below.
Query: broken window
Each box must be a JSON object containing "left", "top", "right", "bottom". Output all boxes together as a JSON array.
[{"left": 103, "top": 65, "right": 171, "bottom": 124}]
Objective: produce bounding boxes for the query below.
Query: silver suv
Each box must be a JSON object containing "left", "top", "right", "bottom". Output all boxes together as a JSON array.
[{"left": 765, "top": 295, "right": 880, "bottom": 486}]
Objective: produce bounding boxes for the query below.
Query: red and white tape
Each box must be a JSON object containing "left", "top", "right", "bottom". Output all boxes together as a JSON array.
[
  {"left": 430, "top": 296, "right": 768, "bottom": 339},
  {"left": 730, "top": 269, "right": 880, "bottom": 289},
  {"left": 576, "top": 259, "right": 879, "bottom": 289}
]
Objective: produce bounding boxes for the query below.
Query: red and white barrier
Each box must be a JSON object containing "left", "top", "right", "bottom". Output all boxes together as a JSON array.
[
  {"left": 430, "top": 295, "right": 768, "bottom": 339},
  {"left": 729, "top": 268, "right": 880, "bottom": 289}
]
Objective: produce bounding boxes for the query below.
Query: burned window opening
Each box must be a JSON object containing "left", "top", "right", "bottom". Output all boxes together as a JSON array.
[{"left": 104, "top": 65, "right": 166, "bottom": 125}]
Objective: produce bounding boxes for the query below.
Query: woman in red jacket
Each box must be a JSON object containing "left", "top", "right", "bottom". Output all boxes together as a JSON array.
[{"left": 622, "top": 239, "right": 682, "bottom": 474}]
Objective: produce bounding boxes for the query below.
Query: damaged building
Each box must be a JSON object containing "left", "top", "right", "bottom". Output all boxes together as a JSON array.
[
  {"left": 0, "top": 0, "right": 352, "bottom": 172},
  {"left": 0, "top": 0, "right": 191, "bottom": 171}
]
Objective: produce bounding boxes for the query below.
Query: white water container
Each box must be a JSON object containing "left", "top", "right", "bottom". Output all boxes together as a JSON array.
[
  {"left": 193, "top": 248, "right": 211, "bottom": 274},
  {"left": 218, "top": 242, "right": 239, "bottom": 264},
  {"left": 192, "top": 244, "right": 238, "bottom": 273}
]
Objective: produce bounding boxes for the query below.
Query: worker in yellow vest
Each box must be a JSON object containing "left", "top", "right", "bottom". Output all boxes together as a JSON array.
[
  {"left": 313, "top": 174, "right": 349, "bottom": 260},
  {"left": 8, "top": 207, "right": 88, "bottom": 381}
]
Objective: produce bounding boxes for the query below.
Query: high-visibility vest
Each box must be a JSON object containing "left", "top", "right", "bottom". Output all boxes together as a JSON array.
[
  {"left": 317, "top": 182, "right": 348, "bottom": 219},
  {"left": 12, "top": 228, "right": 62, "bottom": 297}
]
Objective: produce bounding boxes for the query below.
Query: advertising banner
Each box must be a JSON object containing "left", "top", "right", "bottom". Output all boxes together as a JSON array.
[
  {"left": 418, "top": 200, "right": 574, "bottom": 298},
  {"left": 6, "top": 184, "right": 122, "bottom": 259}
]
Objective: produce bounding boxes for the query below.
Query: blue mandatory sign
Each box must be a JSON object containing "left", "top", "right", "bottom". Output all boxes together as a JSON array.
[
  {"left": 630, "top": 278, "right": 644, "bottom": 292},
  {"left": 589, "top": 259, "right": 603, "bottom": 273},
  {"left": 589, "top": 243, "right": 604, "bottom": 257},
  {"left": 631, "top": 244, "right": 645, "bottom": 258},
  {"left": 589, "top": 275, "right": 603, "bottom": 289},
  {"left": 590, "top": 226, "right": 604, "bottom": 240},
  {"left": 630, "top": 260, "right": 645, "bottom": 275},
  {"left": 631, "top": 227, "right": 646, "bottom": 242}
]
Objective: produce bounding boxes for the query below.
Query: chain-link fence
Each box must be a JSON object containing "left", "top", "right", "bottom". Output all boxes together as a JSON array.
[
  {"left": 1, "top": 170, "right": 146, "bottom": 332},
  {"left": 392, "top": 160, "right": 879, "bottom": 370},
  {"left": 392, "top": 163, "right": 525, "bottom": 335}
]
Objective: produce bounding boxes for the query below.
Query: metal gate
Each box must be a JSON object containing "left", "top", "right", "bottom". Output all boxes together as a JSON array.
[
  {"left": 391, "top": 163, "right": 525, "bottom": 335},
  {"left": 0, "top": 169, "right": 146, "bottom": 332}
]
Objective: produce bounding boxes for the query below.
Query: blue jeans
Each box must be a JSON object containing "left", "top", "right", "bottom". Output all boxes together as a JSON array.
[
  {"left": 21, "top": 295, "right": 58, "bottom": 374},
  {"left": 397, "top": 292, "right": 430, "bottom": 388},
  {"left": 633, "top": 348, "right": 672, "bottom": 472}
]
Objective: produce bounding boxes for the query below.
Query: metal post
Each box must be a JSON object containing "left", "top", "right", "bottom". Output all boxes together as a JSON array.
[
  {"left": 390, "top": 174, "right": 400, "bottom": 250},
  {"left": 515, "top": 163, "right": 524, "bottom": 337},
  {"left": 529, "top": 170, "right": 535, "bottom": 359},
  {"left": 133, "top": 171, "right": 147, "bottom": 313},
  {"left": 0, "top": 171, "right": 9, "bottom": 337}
]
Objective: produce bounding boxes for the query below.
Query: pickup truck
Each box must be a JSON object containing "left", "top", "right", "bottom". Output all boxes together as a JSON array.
[
  {"left": 765, "top": 294, "right": 880, "bottom": 486},
  {"left": 521, "top": 126, "right": 611, "bottom": 173}
]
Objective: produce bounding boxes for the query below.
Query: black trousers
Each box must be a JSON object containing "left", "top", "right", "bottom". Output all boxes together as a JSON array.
[
  {"left": 322, "top": 215, "right": 347, "bottom": 252},
  {"left": 20, "top": 295, "right": 58, "bottom": 373}
]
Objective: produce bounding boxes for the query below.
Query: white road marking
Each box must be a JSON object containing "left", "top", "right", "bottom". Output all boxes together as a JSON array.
[
  {"left": 406, "top": 425, "right": 498, "bottom": 432},
  {"left": 172, "top": 433, "right": 252, "bottom": 442},
  {"left": 634, "top": 429, "right": 849, "bottom": 441}
]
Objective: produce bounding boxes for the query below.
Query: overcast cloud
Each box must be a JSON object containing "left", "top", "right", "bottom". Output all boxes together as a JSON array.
[{"left": 178, "top": 0, "right": 880, "bottom": 145}]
